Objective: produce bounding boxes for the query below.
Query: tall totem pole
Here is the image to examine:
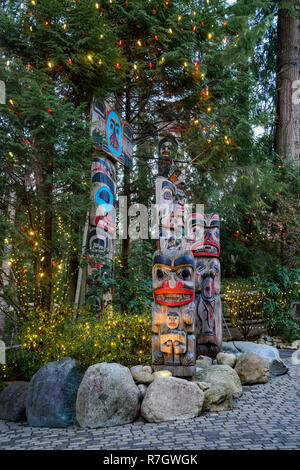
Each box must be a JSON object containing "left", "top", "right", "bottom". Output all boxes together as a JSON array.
[
  {"left": 152, "top": 123, "right": 222, "bottom": 376},
  {"left": 86, "top": 100, "right": 133, "bottom": 311}
]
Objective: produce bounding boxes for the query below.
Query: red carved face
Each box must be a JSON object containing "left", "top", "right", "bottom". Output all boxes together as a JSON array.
[
  {"left": 191, "top": 213, "right": 220, "bottom": 257},
  {"left": 153, "top": 249, "right": 195, "bottom": 306}
]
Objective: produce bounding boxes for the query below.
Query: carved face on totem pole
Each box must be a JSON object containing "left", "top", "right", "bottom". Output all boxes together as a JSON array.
[
  {"left": 189, "top": 213, "right": 220, "bottom": 258},
  {"left": 87, "top": 157, "right": 116, "bottom": 304},
  {"left": 152, "top": 249, "right": 196, "bottom": 377},
  {"left": 155, "top": 177, "right": 185, "bottom": 250},
  {"left": 195, "top": 257, "right": 221, "bottom": 294}
]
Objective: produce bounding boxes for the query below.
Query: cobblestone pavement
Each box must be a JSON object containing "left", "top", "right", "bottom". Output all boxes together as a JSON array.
[{"left": 0, "top": 356, "right": 299, "bottom": 450}]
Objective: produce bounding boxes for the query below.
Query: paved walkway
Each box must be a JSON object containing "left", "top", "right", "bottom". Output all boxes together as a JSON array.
[{"left": 0, "top": 355, "right": 299, "bottom": 450}]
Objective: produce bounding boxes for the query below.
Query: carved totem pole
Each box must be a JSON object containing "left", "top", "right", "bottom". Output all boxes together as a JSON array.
[
  {"left": 153, "top": 123, "right": 222, "bottom": 375},
  {"left": 86, "top": 100, "right": 133, "bottom": 310},
  {"left": 186, "top": 212, "right": 222, "bottom": 358},
  {"left": 152, "top": 249, "right": 196, "bottom": 377}
]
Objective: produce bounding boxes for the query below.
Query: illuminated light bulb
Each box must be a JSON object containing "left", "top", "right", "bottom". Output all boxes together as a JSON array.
[
  {"left": 201, "top": 73, "right": 205, "bottom": 79},
  {"left": 87, "top": 55, "right": 93, "bottom": 61},
  {"left": 31, "top": 0, "right": 36, "bottom": 4},
  {"left": 30, "top": 26, "right": 33, "bottom": 31},
  {"left": 207, "top": 106, "right": 212, "bottom": 112},
  {"left": 9, "top": 99, "right": 14, "bottom": 105},
  {"left": 118, "top": 40, "right": 122, "bottom": 46},
  {"left": 183, "top": 62, "right": 188, "bottom": 67},
  {"left": 48, "top": 61, "right": 52, "bottom": 68},
  {"left": 208, "top": 32, "right": 213, "bottom": 39},
  {"left": 63, "top": 24, "right": 67, "bottom": 29},
  {"left": 116, "top": 62, "right": 120, "bottom": 68},
  {"left": 133, "top": 64, "right": 137, "bottom": 70},
  {"left": 98, "top": 59, "right": 103, "bottom": 65},
  {"left": 29, "top": 231, "right": 34, "bottom": 236},
  {"left": 168, "top": 28, "right": 173, "bottom": 34},
  {"left": 100, "top": 34, "right": 104, "bottom": 39},
  {"left": 154, "top": 35, "right": 158, "bottom": 40},
  {"left": 6, "top": 60, "right": 10, "bottom": 66},
  {"left": 68, "top": 58, "right": 72, "bottom": 64},
  {"left": 137, "top": 40, "right": 142, "bottom": 46},
  {"left": 194, "top": 119, "right": 199, "bottom": 125},
  {"left": 95, "top": 2, "right": 99, "bottom": 8},
  {"left": 193, "top": 26, "right": 197, "bottom": 31}
]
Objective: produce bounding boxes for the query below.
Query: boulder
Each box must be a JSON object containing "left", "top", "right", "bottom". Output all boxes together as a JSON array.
[
  {"left": 196, "top": 382, "right": 211, "bottom": 391},
  {"left": 216, "top": 352, "right": 236, "bottom": 368},
  {"left": 137, "top": 384, "right": 148, "bottom": 400},
  {"left": 234, "top": 353, "right": 270, "bottom": 385},
  {"left": 76, "top": 362, "right": 140, "bottom": 428},
  {"left": 192, "top": 365, "right": 243, "bottom": 399},
  {"left": 222, "top": 341, "right": 288, "bottom": 376},
  {"left": 26, "top": 357, "right": 85, "bottom": 427},
  {"left": 196, "top": 356, "right": 213, "bottom": 368},
  {"left": 130, "top": 365, "right": 154, "bottom": 385},
  {"left": 203, "top": 383, "right": 233, "bottom": 412},
  {"left": 0, "top": 382, "right": 29, "bottom": 422},
  {"left": 141, "top": 377, "right": 204, "bottom": 423}
]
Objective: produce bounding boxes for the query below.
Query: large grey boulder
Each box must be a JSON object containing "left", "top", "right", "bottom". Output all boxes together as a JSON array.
[
  {"left": 216, "top": 352, "right": 236, "bottom": 368},
  {"left": 196, "top": 356, "right": 213, "bottom": 368},
  {"left": 234, "top": 353, "right": 269, "bottom": 385},
  {"left": 222, "top": 341, "right": 288, "bottom": 376},
  {"left": 0, "top": 382, "right": 29, "bottom": 422},
  {"left": 76, "top": 362, "right": 140, "bottom": 428},
  {"left": 203, "top": 383, "right": 233, "bottom": 412},
  {"left": 26, "top": 357, "right": 85, "bottom": 427},
  {"left": 130, "top": 365, "right": 154, "bottom": 385},
  {"left": 192, "top": 365, "right": 243, "bottom": 399},
  {"left": 141, "top": 377, "right": 204, "bottom": 423}
]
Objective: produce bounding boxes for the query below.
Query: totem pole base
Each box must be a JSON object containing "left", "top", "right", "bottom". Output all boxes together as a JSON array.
[{"left": 153, "top": 364, "right": 196, "bottom": 377}]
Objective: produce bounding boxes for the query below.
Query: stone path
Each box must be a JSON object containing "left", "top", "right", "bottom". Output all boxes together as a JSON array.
[{"left": 0, "top": 355, "right": 299, "bottom": 450}]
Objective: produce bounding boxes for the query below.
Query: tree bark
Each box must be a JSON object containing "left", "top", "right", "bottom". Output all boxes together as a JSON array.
[
  {"left": 275, "top": 1, "right": 300, "bottom": 164},
  {"left": 40, "top": 159, "right": 53, "bottom": 310}
]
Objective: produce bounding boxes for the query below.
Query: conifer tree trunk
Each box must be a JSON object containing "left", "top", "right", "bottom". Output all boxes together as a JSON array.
[
  {"left": 40, "top": 159, "right": 53, "bottom": 310},
  {"left": 275, "top": 0, "right": 300, "bottom": 163}
]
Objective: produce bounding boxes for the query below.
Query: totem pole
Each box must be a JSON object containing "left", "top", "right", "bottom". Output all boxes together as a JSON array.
[
  {"left": 152, "top": 249, "right": 196, "bottom": 377},
  {"left": 187, "top": 213, "right": 222, "bottom": 358},
  {"left": 86, "top": 100, "right": 133, "bottom": 311},
  {"left": 153, "top": 122, "right": 222, "bottom": 373},
  {"left": 86, "top": 156, "right": 117, "bottom": 307}
]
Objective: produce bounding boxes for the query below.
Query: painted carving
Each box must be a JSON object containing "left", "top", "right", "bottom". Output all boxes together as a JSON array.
[
  {"left": 152, "top": 249, "right": 196, "bottom": 377},
  {"left": 91, "top": 100, "right": 133, "bottom": 167},
  {"left": 87, "top": 157, "right": 116, "bottom": 308},
  {"left": 155, "top": 176, "right": 185, "bottom": 250},
  {"left": 191, "top": 214, "right": 222, "bottom": 359}
]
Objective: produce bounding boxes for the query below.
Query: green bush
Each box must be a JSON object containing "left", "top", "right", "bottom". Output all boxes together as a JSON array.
[
  {"left": 251, "top": 265, "right": 300, "bottom": 341},
  {"left": 0, "top": 306, "right": 152, "bottom": 382}
]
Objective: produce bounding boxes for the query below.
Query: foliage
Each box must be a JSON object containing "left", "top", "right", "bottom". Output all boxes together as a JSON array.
[
  {"left": 223, "top": 279, "right": 265, "bottom": 338},
  {"left": 251, "top": 265, "right": 300, "bottom": 340},
  {"left": 0, "top": 305, "right": 152, "bottom": 382},
  {"left": 113, "top": 240, "right": 154, "bottom": 314}
]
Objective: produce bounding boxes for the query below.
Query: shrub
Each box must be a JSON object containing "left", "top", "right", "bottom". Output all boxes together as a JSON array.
[
  {"left": 0, "top": 306, "right": 152, "bottom": 382},
  {"left": 223, "top": 279, "right": 264, "bottom": 338},
  {"left": 251, "top": 265, "right": 300, "bottom": 341}
]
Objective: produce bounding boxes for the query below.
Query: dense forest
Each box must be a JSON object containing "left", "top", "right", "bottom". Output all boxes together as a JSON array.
[{"left": 0, "top": 1, "right": 299, "bottom": 373}]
